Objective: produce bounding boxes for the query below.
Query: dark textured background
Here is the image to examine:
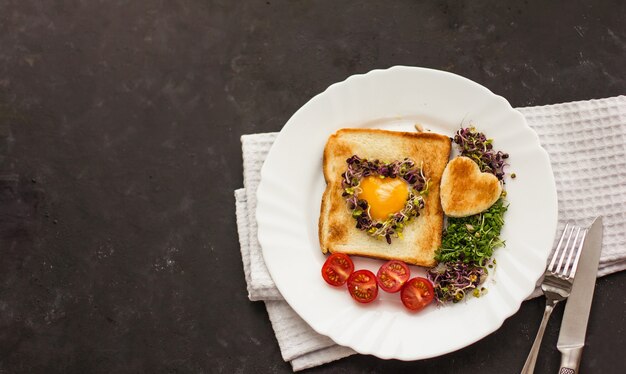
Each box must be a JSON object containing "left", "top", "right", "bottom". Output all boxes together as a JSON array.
[{"left": 0, "top": 0, "right": 624, "bottom": 373}]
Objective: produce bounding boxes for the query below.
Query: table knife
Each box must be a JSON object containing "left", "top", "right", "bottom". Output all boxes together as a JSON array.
[{"left": 556, "top": 216, "right": 603, "bottom": 374}]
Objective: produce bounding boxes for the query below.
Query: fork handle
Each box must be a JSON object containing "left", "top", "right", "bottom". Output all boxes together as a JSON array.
[{"left": 521, "top": 302, "right": 556, "bottom": 374}]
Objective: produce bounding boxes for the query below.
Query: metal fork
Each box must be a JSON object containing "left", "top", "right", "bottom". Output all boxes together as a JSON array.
[{"left": 521, "top": 223, "right": 587, "bottom": 374}]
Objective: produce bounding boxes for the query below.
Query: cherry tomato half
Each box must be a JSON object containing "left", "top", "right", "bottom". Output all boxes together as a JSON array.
[
  {"left": 321, "top": 253, "right": 355, "bottom": 286},
  {"left": 400, "top": 277, "right": 435, "bottom": 311},
  {"left": 376, "top": 260, "right": 411, "bottom": 293},
  {"left": 347, "top": 269, "right": 379, "bottom": 303}
]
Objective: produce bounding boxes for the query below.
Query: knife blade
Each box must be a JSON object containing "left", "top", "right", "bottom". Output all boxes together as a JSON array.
[{"left": 556, "top": 216, "right": 603, "bottom": 374}]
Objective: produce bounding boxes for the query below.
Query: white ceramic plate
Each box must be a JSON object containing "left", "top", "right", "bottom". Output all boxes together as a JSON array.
[{"left": 256, "top": 66, "right": 557, "bottom": 360}]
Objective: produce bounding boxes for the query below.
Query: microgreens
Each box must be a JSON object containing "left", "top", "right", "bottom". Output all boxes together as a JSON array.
[
  {"left": 429, "top": 126, "right": 510, "bottom": 304},
  {"left": 453, "top": 126, "right": 509, "bottom": 180},
  {"left": 341, "top": 155, "right": 429, "bottom": 244}
]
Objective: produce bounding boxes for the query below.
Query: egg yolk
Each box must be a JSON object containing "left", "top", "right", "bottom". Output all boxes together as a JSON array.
[{"left": 359, "top": 176, "right": 409, "bottom": 221}]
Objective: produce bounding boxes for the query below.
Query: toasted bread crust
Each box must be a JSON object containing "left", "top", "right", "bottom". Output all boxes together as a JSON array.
[
  {"left": 319, "top": 128, "right": 451, "bottom": 267},
  {"left": 440, "top": 156, "right": 503, "bottom": 217}
]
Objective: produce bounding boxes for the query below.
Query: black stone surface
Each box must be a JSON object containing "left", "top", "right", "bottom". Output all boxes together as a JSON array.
[{"left": 0, "top": 1, "right": 624, "bottom": 373}]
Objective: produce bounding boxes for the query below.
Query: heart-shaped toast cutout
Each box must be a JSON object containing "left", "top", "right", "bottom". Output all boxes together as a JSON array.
[{"left": 440, "top": 156, "right": 502, "bottom": 217}]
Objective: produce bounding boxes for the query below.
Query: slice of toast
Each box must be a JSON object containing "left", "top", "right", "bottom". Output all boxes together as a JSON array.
[
  {"left": 319, "top": 128, "right": 451, "bottom": 267},
  {"left": 440, "top": 156, "right": 503, "bottom": 217}
]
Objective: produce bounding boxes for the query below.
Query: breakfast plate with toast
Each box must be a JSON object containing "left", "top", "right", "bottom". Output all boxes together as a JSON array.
[{"left": 256, "top": 66, "right": 558, "bottom": 360}]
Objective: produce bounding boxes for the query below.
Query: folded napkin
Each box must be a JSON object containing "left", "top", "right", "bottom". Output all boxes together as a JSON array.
[{"left": 235, "top": 95, "right": 626, "bottom": 371}]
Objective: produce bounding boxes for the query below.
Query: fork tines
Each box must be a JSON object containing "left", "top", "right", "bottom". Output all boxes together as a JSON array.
[{"left": 548, "top": 223, "right": 587, "bottom": 280}]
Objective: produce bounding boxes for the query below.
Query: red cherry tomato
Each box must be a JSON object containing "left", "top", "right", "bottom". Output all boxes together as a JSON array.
[
  {"left": 321, "top": 253, "right": 354, "bottom": 286},
  {"left": 400, "top": 277, "right": 435, "bottom": 311},
  {"left": 347, "top": 269, "right": 379, "bottom": 303},
  {"left": 376, "top": 260, "right": 411, "bottom": 293}
]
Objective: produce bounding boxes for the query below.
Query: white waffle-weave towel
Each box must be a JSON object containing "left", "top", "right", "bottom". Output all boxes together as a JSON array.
[{"left": 235, "top": 95, "right": 626, "bottom": 371}]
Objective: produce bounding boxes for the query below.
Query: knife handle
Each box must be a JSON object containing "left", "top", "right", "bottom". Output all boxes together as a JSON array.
[{"left": 558, "top": 346, "right": 583, "bottom": 374}]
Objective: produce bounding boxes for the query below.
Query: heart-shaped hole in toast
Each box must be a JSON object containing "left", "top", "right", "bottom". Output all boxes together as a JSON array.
[{"left": 440, "top": 156, "right": 502, "bottom": 217}]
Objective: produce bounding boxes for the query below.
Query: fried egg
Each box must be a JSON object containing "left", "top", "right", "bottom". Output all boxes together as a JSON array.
[{"left": 359, "top": 176, "right": 409, "bottom": 221}]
